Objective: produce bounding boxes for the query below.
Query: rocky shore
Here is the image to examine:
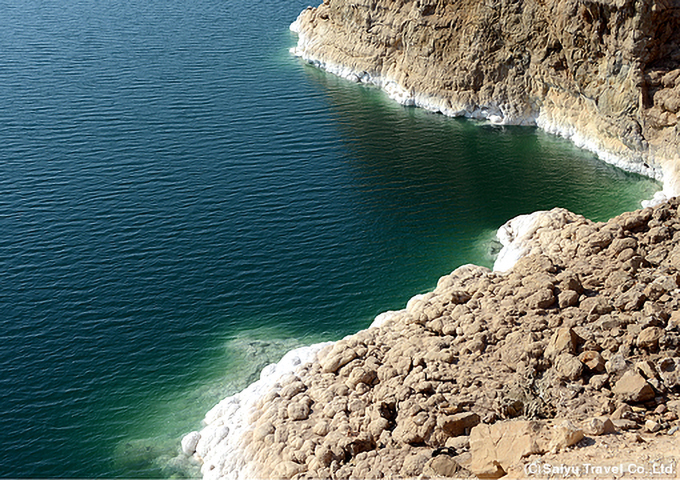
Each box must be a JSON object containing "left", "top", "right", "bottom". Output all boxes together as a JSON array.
[
  {"left": 290, "top": 0, "right": 680, "bottom": 198},
  {"left": 180, "top": 1, "right": 680, "bottom": 477},
  {"left": 184, "top": 198, "right": 680, "bottom": 479}
]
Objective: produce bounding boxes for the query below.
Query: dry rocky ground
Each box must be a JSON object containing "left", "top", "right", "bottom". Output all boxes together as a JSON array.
[{"left": 221, "top": 199, "right": 680, "bottom": 479}]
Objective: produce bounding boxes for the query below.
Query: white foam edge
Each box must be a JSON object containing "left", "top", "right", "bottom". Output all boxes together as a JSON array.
[{"left": 184, "top": 291, "right": 430, "bottom": 479}]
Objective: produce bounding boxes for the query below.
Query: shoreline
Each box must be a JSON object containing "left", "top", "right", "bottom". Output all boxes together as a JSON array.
[
  {"left": 182, "top": 8, "right": 678, "bottom": 477},
  {"left": 181, "top": 206, "right": 650, "bottom": 478},
  {"left": 184, "top": 195, "right": 680, "bottom": 479},
  {"left": 289, "top": 10, "right": 679, "bottom": 205}
]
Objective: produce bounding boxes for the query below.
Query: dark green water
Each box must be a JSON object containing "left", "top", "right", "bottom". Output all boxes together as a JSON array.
[{"left": 0, "top": 0, "right": 660, "bottom": 476}]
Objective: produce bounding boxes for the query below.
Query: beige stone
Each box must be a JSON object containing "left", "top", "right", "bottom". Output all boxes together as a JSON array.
[
  {"left": 549, "top": 420, "right": 585, "bottom": 453},
  {"left": 636, "top": 327, "right": 664, "bottom": 350},
  {"left": 469, "top": 421, "right": 546, "bottom": 478},
  {"left": 437, "top": 412, "right": 481, "bottom": 437},
  {"left": 545, "top": 328, "right": 580, "bottom": 360},
  {"left": 423, "top": 455, "right": 473, "bottom": 478},
  {"left": 580, "top": 351, "right": 606, "bottom": 373},
  {"left": 584, "top": 416, "right": 617, "bottom": 436},
  {"left": 613, "top": 371, "right": 655, "bottom": 403}
]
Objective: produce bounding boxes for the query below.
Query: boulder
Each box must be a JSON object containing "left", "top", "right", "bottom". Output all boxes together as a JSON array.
[
  {"left": 636, "top": 327, "right": 664, "bottom": 351},
  {"left": 438, "top": 412, "right": 481, "bottom": 437},
  {"left": 584, "top": 416, "right": 616, "bottom": 436},
  {"left": 613, "top": 371, "right": 655, "bottom": 403},
  {"left": 423, "top": 455, "right": 473, "bottom": 478},
  {"left": 545, "top": 328, "right": 580, "bottom": 360},
  {"left": 555, "top": 353, "right": 584, "bottom": 380},
  {"left": 580, "top": 351, "right": 606, "bottom": 373},
  {"left": 469, "top": 420, "right": 583, "bottom": 478}
]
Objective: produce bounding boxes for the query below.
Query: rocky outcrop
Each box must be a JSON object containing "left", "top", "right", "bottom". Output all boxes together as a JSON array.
[
  {"left": 185, "top": 198, "right": 680, "bottom": 479},
  {"left": 291, "top": 0, "right": 680, "bottom": 196}
]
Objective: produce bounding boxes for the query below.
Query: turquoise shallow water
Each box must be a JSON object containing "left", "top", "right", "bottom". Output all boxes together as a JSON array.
[{"left": 0, "top": 0, "right": 660, "bottom": 477}]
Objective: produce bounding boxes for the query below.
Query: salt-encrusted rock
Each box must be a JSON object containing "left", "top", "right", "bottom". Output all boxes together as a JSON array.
[
  {"left": 613, "top": 371, "right": 656, "bottom": 403},
  {"left": 274, "top": 460, "right": 306, "bottom": 478},
  {"left": 181, "top": 431, "right": 201, "bottom": 456},
  {"left": 287, "top": 401, "right": 310, "bottom": 421},
  {"left": 320, "top": 344, "right": 357, "bottom": 373}
]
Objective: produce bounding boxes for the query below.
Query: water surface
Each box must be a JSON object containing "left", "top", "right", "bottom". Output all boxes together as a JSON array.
[{"left": 0, "top": 0, "right": 660, "bottom": 476}]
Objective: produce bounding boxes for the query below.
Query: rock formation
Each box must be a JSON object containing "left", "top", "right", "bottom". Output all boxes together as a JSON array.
[
  {"left": 291, "top": 0, "right": 680, "bottom": 196},
  {"left": 185, "top": 198, "right": 680, "bottom": 479}
]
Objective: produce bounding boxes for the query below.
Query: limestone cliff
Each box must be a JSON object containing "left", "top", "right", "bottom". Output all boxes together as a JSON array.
[{"left": 292, "top": 0, "right": 680, "bottom": 194}]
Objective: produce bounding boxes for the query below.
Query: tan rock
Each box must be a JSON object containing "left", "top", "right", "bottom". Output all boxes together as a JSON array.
[
  {"left": 636, "top": 326, "right": 664, "bottom": 350},
  {"left": 437, "top": 412, "right": 481, "bottom": 437},
  {"left": 613, "top": 371, "right": 655, "bottom": 403},
  {"left": 545, "top": 328, "right": 580, "bottom": 360},
  {"left": 253, "top": 422, "right": 275, "bottom": 442},
  {"left": 469, "top": 421, "right": 546, "bottom": 478},
  {"left": 401, "top": 452, "right": 430, "bottom": 477},
  {"left": 645, "top": 419, "right": 662, "bottom": 433},
  {"left": 320, "top": 345, "right": 357, "bottom": 373},
  {"left": 584, "top": 416, "right": 617, "bottom": 436},
  {"left": 555, "top": 353, "right": 584, "bottom": 381},
  {"left": 423, "top": 455, "right": 473, "bottom": 478},
  {"left": 526, "top": 288, "right": 556, "bottom": 309},
  {"left": 287, "top": 401, "right": 311, "bottom": 421},
  {"left": 612, "top": 418, "right": 638, "bottom": 430},
  {"left": 274, "top": 460, "right": 306, "bottom": 478},
  {"left": 580, "top": 351, "right": 606, "bottom": 373},
  {"left": 558, "top": 290, "right": 579, "bottom": 308}
]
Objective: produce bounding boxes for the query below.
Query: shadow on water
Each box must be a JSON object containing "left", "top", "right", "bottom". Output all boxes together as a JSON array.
[{"left": 299, "top": 63, "right": 661, "bottom": 228}]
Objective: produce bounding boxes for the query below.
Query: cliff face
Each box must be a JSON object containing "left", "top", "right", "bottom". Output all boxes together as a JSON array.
[{"left": 292, "top": 0, "right": 680, "bottom": 193}]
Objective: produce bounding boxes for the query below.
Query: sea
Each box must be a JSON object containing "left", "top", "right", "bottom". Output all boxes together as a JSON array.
[{"left": 0, "top": 0, "right": 661, "bottom": 477}]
